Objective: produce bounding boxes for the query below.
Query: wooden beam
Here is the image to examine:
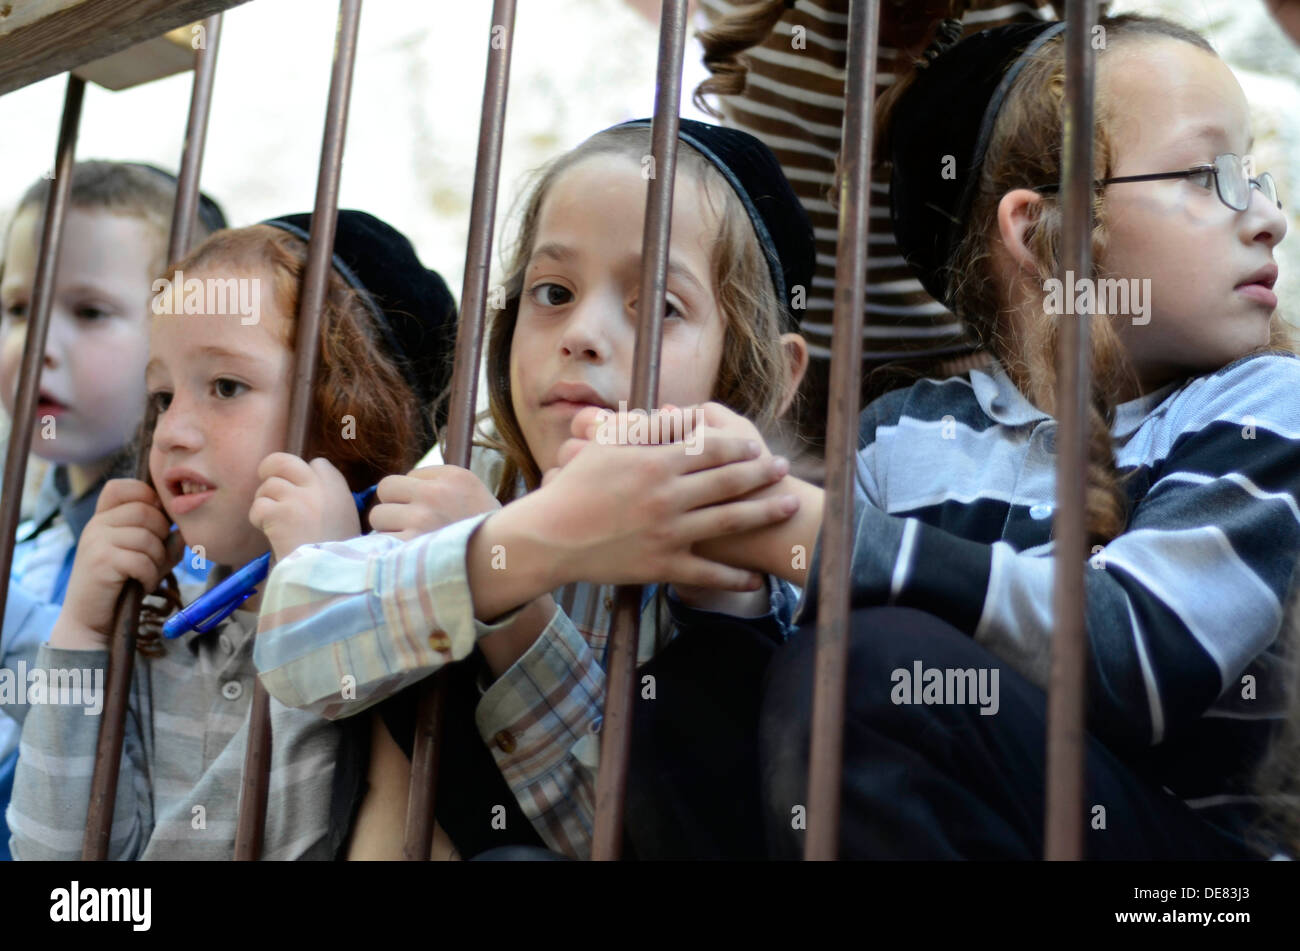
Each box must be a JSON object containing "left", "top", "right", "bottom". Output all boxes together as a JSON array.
[{"left": 0, "top": 0, "right": 250, "bottom": 97}]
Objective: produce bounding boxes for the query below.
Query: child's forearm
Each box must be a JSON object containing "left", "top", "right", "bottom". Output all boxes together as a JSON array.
[
  {"left": 693, "top": 476, "right": 825, "bottom": 587},
  {"left": 477, "top": 594, "right": 558, "bottom": 679},
  {"left": 465, "top": 500, "right": 563, "bottom": 622}
]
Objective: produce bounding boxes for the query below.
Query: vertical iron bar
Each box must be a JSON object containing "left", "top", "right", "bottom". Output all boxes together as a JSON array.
[
  {"left": 403, "top": 0, "right": 517, "bottom": 861},
  {"left": 803, "top": 0, "right": 879, "bottom": 861},
  {"left": 590, "top": 0, "right": 689, "bottom": 862},
  {"left": 84, "top": 14, "right": 225, "bottom": 860},
  {"left": 1045, "top": 0, "right": 1099, "bottom": 862},
  {"left": 0, "top": 75, "right": 84, "bottom": 733},
  {"left": 233, "top": 0, "right": 363, "bottom": 861},
  {"left": 168, "top": 13, "right": 223, "bottom": 264}
]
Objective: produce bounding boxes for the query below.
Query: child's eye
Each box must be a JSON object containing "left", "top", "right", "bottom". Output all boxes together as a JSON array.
[
  {"left": 1187, "top": 168, "right": 1216, "bottom": 190},
  {"left": 149, "top": 391, "right": 172, "bottom": 413},
  {"left": 75, "top": 305, "right": 111, "bottom": 321},
  {"left": 631, "top": 296, "right": 686, "bottom": 321},
  {"left": 213, "top": 378, "right": 247, "bottom": 399},
  {"left": 2, "top": 301, "right": 27, "bottom": 322},
  {"left": 529, "top": 282, "right": 573, "bottom": 307}
]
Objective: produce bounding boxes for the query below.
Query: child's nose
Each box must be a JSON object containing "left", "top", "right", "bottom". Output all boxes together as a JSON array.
[
  {"left": 558, "top": 299, "right": 615, "bottom": 362},
  {"left": 1244, "top": 189, "right": 1288, "bottom": 248},
  {"left": 151, "top": 394, "right": 203, "bottom": 452}
]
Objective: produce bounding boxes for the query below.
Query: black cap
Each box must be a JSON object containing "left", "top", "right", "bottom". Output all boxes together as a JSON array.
[
  {"left": 613, "top": 117, "right": 815, "bottom": 332},
  {"left": 261, "top": 210, "right": 458, "bottom": 443},
  {"left": 889, "top": 20, "right": 1067, "bottom": 308}
]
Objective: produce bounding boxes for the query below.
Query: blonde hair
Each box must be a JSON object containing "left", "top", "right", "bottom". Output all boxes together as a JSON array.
[{"left": 481, "top": 125, "right": 801, "bottom": 500}]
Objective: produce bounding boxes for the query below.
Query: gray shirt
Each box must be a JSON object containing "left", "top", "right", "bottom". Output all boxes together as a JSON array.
[{"left": 6, "top": 602, "right": 340, "bottom": 860}]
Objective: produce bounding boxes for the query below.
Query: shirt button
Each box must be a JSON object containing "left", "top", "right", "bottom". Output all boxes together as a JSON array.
[
  {"left": 221, "top": 680, "right": 243, "bottom": 701},
  {"left": 218, "top": 634, "right": 233, "bottom": 654},
  {"left": 603, "top": 595, "right": 614, "bottom": 611},
  {"left": 493, "top": 729, "right": 517, "bottom": 753},
  {"left": 588, "top": 716, "right": 603, "bottom": 735},
  {"left": 429, "top": 630, "right": 451, "bottom": 653},
  {"left": 1030, "top": 503, "right": 1053, "bottom": 520}
]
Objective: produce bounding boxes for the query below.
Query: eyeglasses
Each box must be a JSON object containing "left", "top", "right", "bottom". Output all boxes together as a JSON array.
[{"left": 1035, "top": 153, "right": 1282, "bottom": 212}]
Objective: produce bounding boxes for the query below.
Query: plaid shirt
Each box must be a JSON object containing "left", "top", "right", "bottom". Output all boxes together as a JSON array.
[{"left": 254, "top": 448, "right": 798, "bottom": 858}]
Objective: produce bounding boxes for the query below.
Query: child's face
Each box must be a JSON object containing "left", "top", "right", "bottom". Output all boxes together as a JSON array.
[
  {"left": 146, "top": 264, "right": 292, "bottom": 566},
  {"left": 1099, "top": 39, "right": 1287, "bottom": 389},
  {"left": 510, "top": 153, "right": 726, "bottom": 473},
  {"left": 0, "top": 207, "right": 161, "bottom": 466}
]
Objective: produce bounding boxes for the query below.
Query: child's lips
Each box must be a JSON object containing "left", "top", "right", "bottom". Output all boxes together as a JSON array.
[
  {"left": 1236, "top": 283, "right": 1278, "bottom": 310},
  {"left": 162, "top": 471, "right": 218, "bottom": 516},
  {"left": 35, "top": 392, "right": 68, "bottom": 416}
]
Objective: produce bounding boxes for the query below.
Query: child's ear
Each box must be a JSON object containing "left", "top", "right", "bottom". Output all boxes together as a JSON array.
[
  {"left": 995, "top": 188, "right": 1046, "bottom": 275},
  {"left": 777, "top": 332, "right": 809, "bottom": 417}
]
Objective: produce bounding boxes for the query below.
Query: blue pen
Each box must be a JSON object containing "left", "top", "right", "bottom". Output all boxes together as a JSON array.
[{"left": 162, "top": 484, "right": 378, "bottom": 639}]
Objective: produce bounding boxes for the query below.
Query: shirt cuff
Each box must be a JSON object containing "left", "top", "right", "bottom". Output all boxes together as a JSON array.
[
  {"left": 664, "top": 574, "right": 793, "bottom": 644},
  {"left": 475, "top": 610, "right": 604, "bottom": 776}
]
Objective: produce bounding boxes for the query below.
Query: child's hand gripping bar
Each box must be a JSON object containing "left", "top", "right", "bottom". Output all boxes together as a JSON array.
[{"left": 162, "top": 484, "right": 378, "bottom": 639}]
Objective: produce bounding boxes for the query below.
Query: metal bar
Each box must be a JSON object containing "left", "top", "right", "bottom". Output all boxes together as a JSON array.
[
  {"left": 233, "top": 0, "right": 363, "bottom": 861},
  {"left": 1044, "top": 0, "right": 1099, "bottom": 862},
  {"left": 84, "top": 15, "right": 226, "bottom": 861},
  {"left": 0, "top": 75, "right": 84, "bottom": 781},
  {"left": 590, "top": 0, "right": 689, "bottom": 862},
  {"left": 803, "top": 0, "right": 880, "bottom": 862},
  {"left": 168, "top": 13, "right": 223, "bottom": 264},
  {"left": 402, "top": 0, "right": 518, "bottom": 861}
]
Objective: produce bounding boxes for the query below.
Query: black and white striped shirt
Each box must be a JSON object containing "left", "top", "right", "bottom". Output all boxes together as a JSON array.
[{"left": 798, "top": 351, "right": 1300, "bottom": 839}]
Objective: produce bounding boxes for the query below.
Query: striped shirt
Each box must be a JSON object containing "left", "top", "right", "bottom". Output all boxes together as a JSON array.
[
  {"left": 5, "top": 594, "right": 340, "bottom": 860},
  {"left": 253, "top": 447, "right": 798, "bottom": 859},
  {"left": 695, "top": 0, "right": 1057, "bottom": 361},
  {"left": 796, "top": 350, "right": 1300, "bottom": 841}
]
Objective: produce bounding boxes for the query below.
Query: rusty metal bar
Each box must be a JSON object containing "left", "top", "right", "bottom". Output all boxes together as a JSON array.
[
  {"left": 1044, "top": 0, "right": 1099, "bottom": 862},
  {"left": 803, "top": 0, "right": 880, "bottom": 862},
  {"left": 84, "top": 18, "right": 226, "bottom": 861},
  {"left": 233, "top": 0, "right": 363, "bottom": 861},
  {"left": 402, "top": 0, "right": 518, "bottom": 861},
  {"left": 0, "top": 75, "right": 85, "bottom": 728},
  {"left": 590, "top": 0, "right": 689, "bottom": 862},
  {"left": 168, "top": 14, "right": 223, "bottom": 264}
]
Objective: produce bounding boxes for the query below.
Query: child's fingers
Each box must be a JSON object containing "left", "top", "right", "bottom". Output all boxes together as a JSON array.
[
  {"left": 254, "top": 476, "right": 300, "bottom": 505},
  {"left": 672, "top": 451, "right": 786, "bottom": 513},
  {"left": 308, "top": 457, "right": 350, "bottom": 495},
  {"left": 107, "top": 526, "right": 171, "bottom": 571},
  {"left": 96, "top": 478, "right": 161, "bottom": 513},
  {"left": 257, "top": 451, "right": 312, "bottom": 485},
  {"left": 571, "top": 405, "right": 610, "bottom": 440},
  {"left": 116, "top": 548, "right": 169, "bottom": 591},
  {"left": 675, "top": 493, "right": 799, "bottom": 544},
  {"left": 554, "top": 437, "right": 587, "bottom": 470},
  {"left": 365, "top": 501, "right": 410, "bottom": 535},
  {"left": 676, "top": 434, "right": 764, "bottom": 476},
  {"left": 101, "top": 500, "right": 173, "bottom": 541},
  {"left": 376, "top": 473, "right": 417, "bottom": 505},
  {"left": 669, "top": 554, "right": 765, "bottom": 592}
]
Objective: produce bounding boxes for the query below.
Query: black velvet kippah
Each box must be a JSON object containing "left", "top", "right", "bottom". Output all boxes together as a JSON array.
[
  {"left": 262, "top": 210, "right": 458, "bottom": 446},
  {"left": 613, "top": 117, "right": 815, "bottom": 332},
  {"left": 889, "top": 20, "right": 1067, "bottom": 308}
]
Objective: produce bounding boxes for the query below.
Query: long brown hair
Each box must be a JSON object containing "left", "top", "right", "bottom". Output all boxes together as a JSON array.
[
  {"left": 136, "top": 224, "right": 431, "bottom": 654},
  {"left": 481, "top": 125, "right": 802, "bottom": 500}
]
